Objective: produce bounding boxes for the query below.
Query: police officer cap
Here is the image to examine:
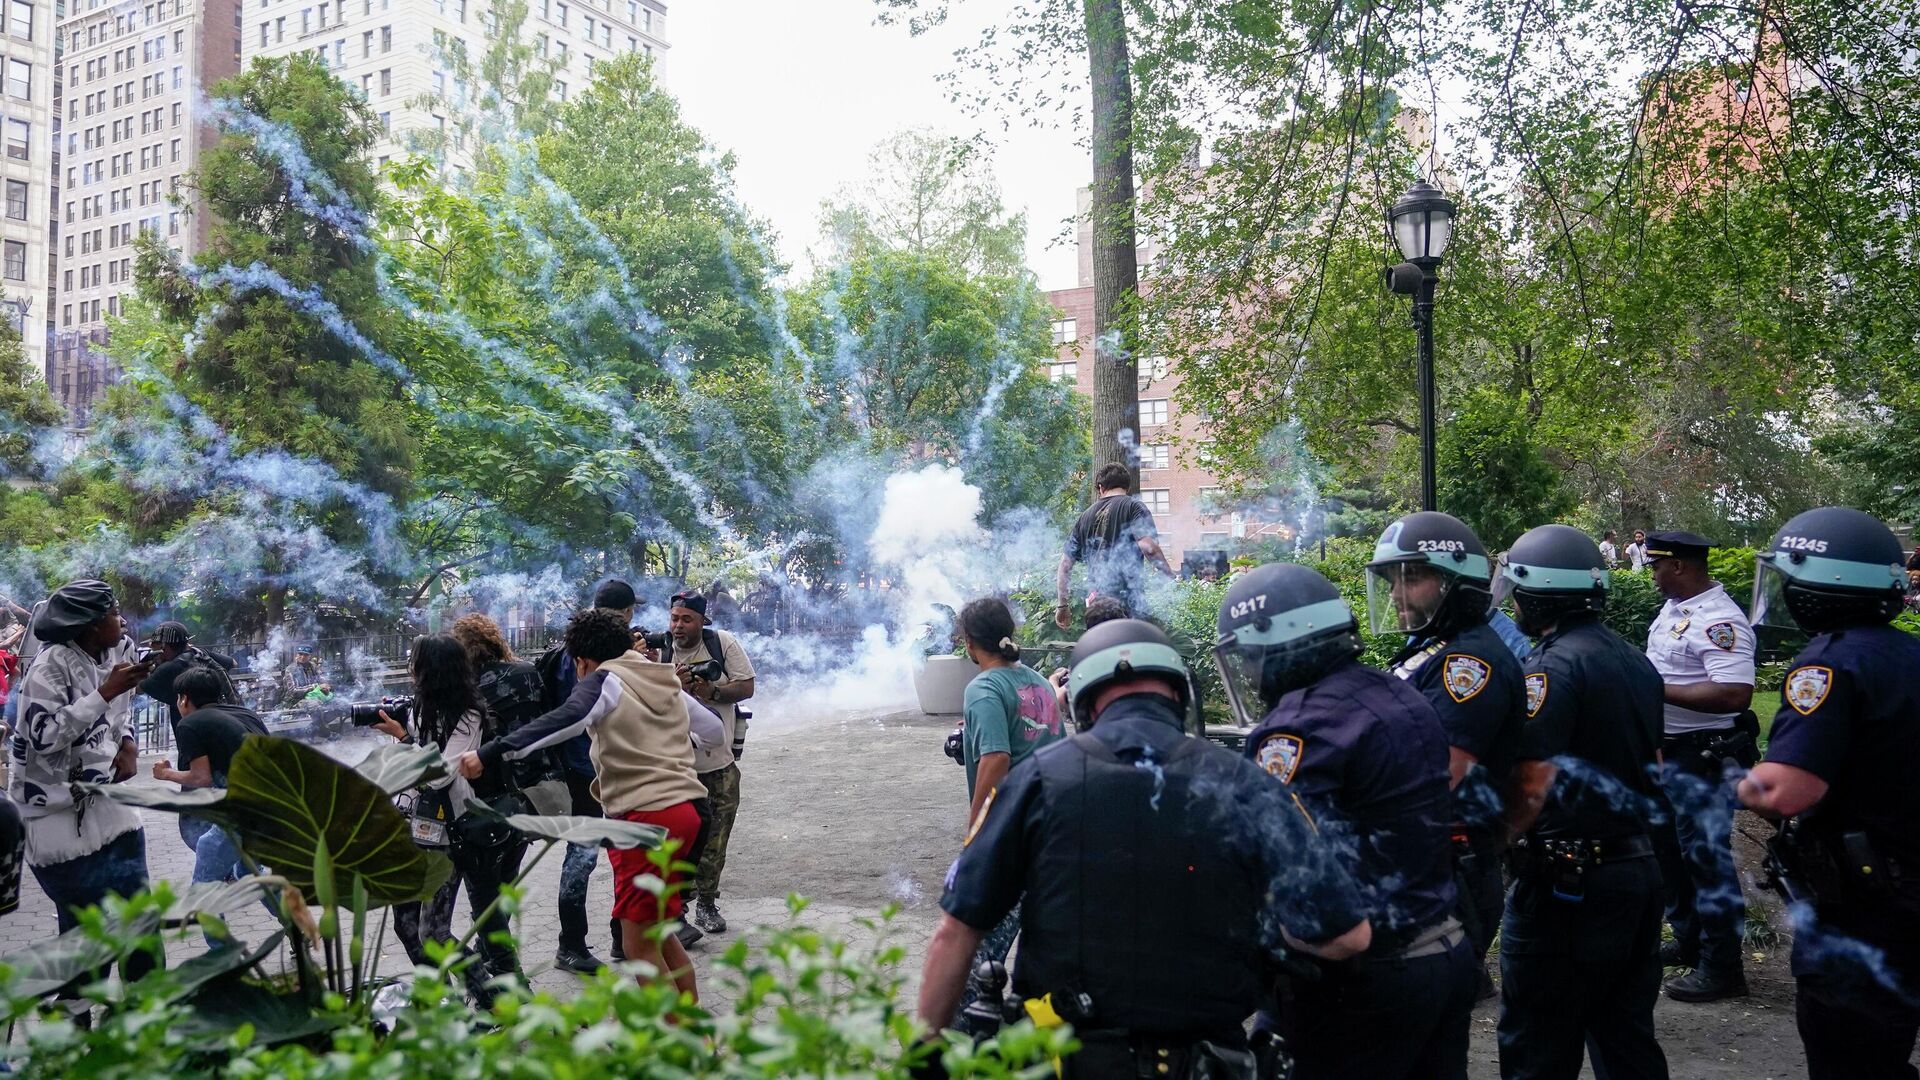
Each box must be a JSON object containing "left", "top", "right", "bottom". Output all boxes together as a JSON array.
[
  {"left": 1642, "top": 530, "right": 1714, "bottom": 563},
  {"left": 1366, "top": 511, "right": 1492, "bottom": 583},
  {"left": 32, "top": 579, "right": 117, "bottom": 645},
  {"left": 1065, "top": 618, "right": 1193, "bottom": 726}
]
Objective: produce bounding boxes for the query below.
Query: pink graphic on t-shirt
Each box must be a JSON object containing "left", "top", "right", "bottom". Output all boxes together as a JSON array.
[{"left": 1015, "top": 684, "right": 1063, "bottom": 742}]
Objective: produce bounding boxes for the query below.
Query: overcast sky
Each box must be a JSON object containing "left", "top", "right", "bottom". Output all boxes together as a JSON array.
[{"left": 663, "top": 0, "right": 1091, "bottom": 291}]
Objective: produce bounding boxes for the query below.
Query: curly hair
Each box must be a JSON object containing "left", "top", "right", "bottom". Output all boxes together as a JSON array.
[
  {"left": 566, "top": 607, "right": 635, "bottom": 664},
  {"left": 449, "top": 612, "right": 515, "bottom": 668}
]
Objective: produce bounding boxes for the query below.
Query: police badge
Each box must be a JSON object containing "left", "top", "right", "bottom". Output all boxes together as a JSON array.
[
  {"left": 1785, "top": 665, "right": 1833, "bottom": 715},
  {"left": 1256, "top": 733, "right": 1304, "bottom": 784},
  {"left": 1704, "top": 621, "right": 1738, "bottom": 652},
  {"left": 1525, "top": 673, "right": 1548, "bottom": 717},
  {"left": 1443, "top": 654, "right": 1492, "bottom": 703}
]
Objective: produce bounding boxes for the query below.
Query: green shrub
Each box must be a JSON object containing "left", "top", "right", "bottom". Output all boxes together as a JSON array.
[{"left": 0, "top": 893, "right": 1070, "bottom": 1079}]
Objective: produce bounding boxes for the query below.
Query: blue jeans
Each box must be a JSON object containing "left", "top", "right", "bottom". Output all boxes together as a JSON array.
[
  {"left": 181, "top": 816, "right": 245, "bottom": 885},
  {"left": 28, "top": 828, "right": 158, "bottom": 986}
]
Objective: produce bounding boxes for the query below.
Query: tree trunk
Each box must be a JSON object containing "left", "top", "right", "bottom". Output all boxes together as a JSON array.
[{"left": 1083, "top": 0, "right": 1142, "bottom": 491}]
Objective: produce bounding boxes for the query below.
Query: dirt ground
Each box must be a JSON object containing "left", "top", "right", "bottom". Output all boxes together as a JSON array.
[{"left": 732, "top": 696, "right": 1828, "bottom": 1079}]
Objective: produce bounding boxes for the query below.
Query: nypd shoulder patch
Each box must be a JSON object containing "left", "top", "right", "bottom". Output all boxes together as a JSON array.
[
  {"left": 1525, "top": 672, "right": 1548, "bottom": 717},
  {"left": 1704, "top": 621, "right": 1738, "bottom": 652},
  {"left": 1784, "top": 666, "right": 1833, "bottom": 716},
  {"left": 1255, "top": 733, "right": 1304, "bottom": 784},
  {"left": 1442, "top": 654, "right": 1492, "bottom": 703}
]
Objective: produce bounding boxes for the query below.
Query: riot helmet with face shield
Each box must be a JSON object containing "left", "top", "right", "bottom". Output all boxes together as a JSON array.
[
  {"left": 1213, "top": 563, "right": 1362, "bottom": 727},
  {"left": 1365, "top": 512, "right": 1495, "bottom": 637},
  {"left": 1751, "top": 506, "right": 1906, "bottom": 634},
  {"left": 1064, "top": 619, "right": 1200, "bottom": 732},
  {"left": 1494, "top": 524, "right": 1611, "bottom": 638}
]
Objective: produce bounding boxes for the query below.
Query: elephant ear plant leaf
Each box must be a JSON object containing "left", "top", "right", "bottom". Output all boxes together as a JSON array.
[
  {"left": 461, "top": 799, "right": 668, "bottom": 849},
  {"left": 90, "top": 735, "right": 452, "bottom": 906},
  {"left": 352, "top": 740, "right": 454, "bottom": 795}
]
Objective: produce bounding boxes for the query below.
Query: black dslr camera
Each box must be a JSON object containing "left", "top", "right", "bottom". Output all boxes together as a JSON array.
[{"left": 349, "top": 695, "right": 414, "bottom": 728}]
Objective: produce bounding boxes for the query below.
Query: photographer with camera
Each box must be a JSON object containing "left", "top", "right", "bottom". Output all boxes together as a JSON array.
[
  {"left": 375, "top": 634, "right": 525, "bottom": 1010},
  {"left": 139, "top": 621, "right": 238, "bottom": 740},
  {"left": 661, "top": 592, "right": 755, "bottom": 940}
]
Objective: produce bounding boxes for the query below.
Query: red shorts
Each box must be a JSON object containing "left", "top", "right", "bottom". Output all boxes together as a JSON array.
[{"left": 607, "top": 800, "right": 704, "bottom": 927}]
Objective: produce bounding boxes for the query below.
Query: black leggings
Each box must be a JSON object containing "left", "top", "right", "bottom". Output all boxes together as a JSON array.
[{"left": 395, "top": 833, "right": 527, "bottom": 1007}]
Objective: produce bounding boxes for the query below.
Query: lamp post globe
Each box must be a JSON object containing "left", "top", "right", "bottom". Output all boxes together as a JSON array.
[{"left": 1390, "top": 179, "right": 1456, "bottom": 266}]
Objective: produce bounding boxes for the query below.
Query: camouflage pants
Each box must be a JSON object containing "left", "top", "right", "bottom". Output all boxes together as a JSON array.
[{"left": 694, "top": 763, "right": 740, "bottom": 901}]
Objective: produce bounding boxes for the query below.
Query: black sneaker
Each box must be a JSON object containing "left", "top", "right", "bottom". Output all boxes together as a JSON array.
[
  {"left": 1658, "top": 940, "right": 1698, "bottom": 968},
  {"left": 554, "top": 947, "right": 605, "bottom": 974},
  {"left": 1663, "top": 967, "right": 1749, "bottom": 1003},
  {"left": 674, "top": 921, "right": 704, "bottom": 948},
  {"left": 691, "top": 899, "right": 727, "bottom": 934}
]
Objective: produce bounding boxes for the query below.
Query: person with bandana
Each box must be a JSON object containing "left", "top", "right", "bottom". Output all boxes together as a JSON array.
[{"left": 7, "top": 580, "right": 157, "bottom": 980}]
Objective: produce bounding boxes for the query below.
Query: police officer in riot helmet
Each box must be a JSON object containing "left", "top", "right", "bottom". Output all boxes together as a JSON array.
[
  {"left": 1737, "top": 507, "right": 1920, "bottom": 1079},
  {"left": 1366, "top": 512, "right": 1526, "bottom": 1000},
  {"left": 919, "top": 619, "right": 1371, "bottom": 1079},
  {"left": 1493, "top": 524, "right": 1670, "bottom": 1079},
  {"left": 1219, "top": 563, "right": 1475, "bottom": 1080}
]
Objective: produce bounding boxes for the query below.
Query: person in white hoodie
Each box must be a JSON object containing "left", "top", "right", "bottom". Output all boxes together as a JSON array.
[
  {"left": 7, "top": 579, "right": 156, "bottom": 982},
  {"left": 459, "top": 607, "right": 720, "bottom": 999}
]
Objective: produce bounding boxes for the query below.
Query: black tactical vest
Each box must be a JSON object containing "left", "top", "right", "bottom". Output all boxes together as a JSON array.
[{"left": 1016, "top": 730, "right": 1267, "bottom": 1036}]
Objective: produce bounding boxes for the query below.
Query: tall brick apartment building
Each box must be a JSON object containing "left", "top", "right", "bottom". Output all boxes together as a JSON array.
[{"left": 1044, "top": 187, "right": 1280, "bottom": 570}]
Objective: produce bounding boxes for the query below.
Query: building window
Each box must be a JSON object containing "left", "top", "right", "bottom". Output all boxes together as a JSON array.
[
  {"left": 378, "top": 110, "right": 390, "bottom": 131},
  {"left": 379, "top": 67, "right": 390, "bottom": 94},
  {"left": 4, "top": 118, "right": 27, "bottom": 160},
  {"left": 62, "top": 304, "right": 71, "bottom": 326},
  {"left": 3, "top": 179, "right": 23, "bottom": 220},
  {"left": 1050, "top": 318, "right": 1077, "bottom": 345},
  {"left": 362, "top": 28, "right": 371, "bottom": 55},
  {"left": 2, "top": 240, "right": 25, "bottom": 280},
  {"left": 9, "top": 0, "right": 30, "bottom": 40},
  {"left": 168, "top": 210, "right": 178, "bottom": 235},
  {"left": 7, "top": 58, "right": 28, "bottom": 99},
  {"left": 380, "top": 23, "right": 389, "bottom": 50},
  {"left": 1140, "top": 489, "right": 1172, "bottom": 516},
  {"left": 1140, "top": 444, "right": 1170, "bottom": 470},
  {"left": 1047, "top": 361, "right": 1077, "bottom": 383},
  {"left": 1139, "top": 398, "right": 1169, "bottom": 427}
]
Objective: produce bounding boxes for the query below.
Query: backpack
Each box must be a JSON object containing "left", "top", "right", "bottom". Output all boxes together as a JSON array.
[
  {"left": 534, "top": 642, "right": 571, "bottom": 712},
  {"left": 181, "top": 647, "right": 242, "bottom": 705}
]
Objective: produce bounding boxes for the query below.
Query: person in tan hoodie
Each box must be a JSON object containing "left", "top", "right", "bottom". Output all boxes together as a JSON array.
[{"left": 459, "top": 607, "right": 720, "bottom": 997}]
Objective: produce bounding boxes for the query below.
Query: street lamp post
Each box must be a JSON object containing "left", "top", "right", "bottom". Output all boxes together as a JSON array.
[{"left": 1385, "top": 179, "right": 1455, "bottom": 512}]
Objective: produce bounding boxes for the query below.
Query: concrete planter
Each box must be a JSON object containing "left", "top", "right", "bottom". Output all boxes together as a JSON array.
[{"left": 914, "top": 654, "right": 981, "bottom": 716}]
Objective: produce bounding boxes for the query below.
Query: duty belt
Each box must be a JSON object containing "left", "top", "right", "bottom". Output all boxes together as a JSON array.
[
  {"left": 1360, "top": 917, "right": 1466, "bottom": 964},
  {"left": 1509, "top": 834, "right": 1654, "bottom": 903}
]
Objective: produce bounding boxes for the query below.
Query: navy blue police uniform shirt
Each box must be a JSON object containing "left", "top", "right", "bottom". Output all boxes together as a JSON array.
[
  {"left": 1515, "top": 617, "right": 1665, "bottom": 839},
  {"left": 1243, "top": 659, "right": 1456, "bottom": 946},
  {"left": 942, "top": 694, "right": 1367, "bottom": 977},
  {"left": 1391, "top": 620, "right": 1527, "bottom": 836},
  {"left": 1763, "top": 624, "right": 1920, "bottom": 873}
]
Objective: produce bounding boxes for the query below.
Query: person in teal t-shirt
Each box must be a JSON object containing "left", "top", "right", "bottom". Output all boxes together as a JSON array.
[
  {"left": 959, "top": 601, "right": 1066, "bottom": 821},
  {"left": 949, "top": 597, "right": 1064, "bottom": 1032}
]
